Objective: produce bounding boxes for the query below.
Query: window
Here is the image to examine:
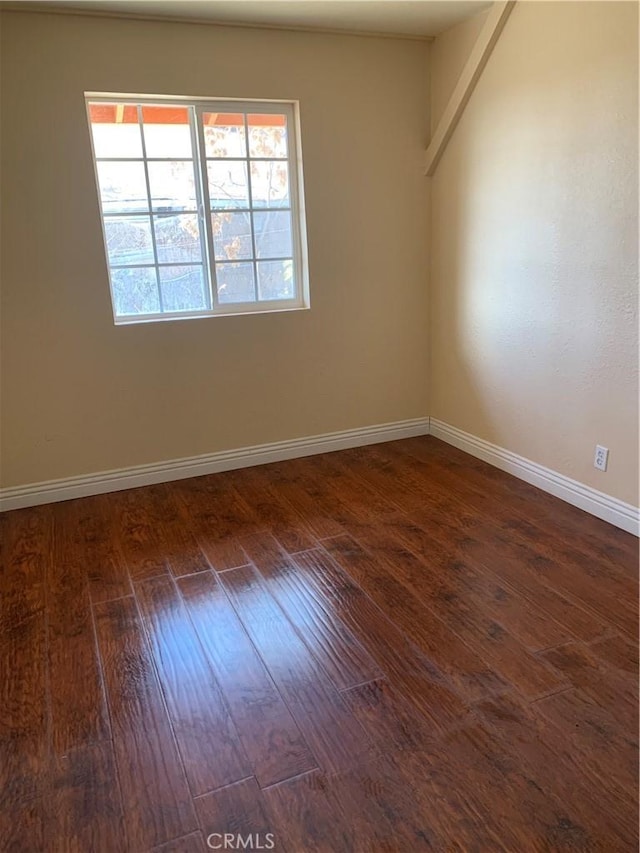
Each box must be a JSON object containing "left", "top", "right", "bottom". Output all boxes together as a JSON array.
[{"left": 86, "top": 96, "right": 309, "bottom": 323}]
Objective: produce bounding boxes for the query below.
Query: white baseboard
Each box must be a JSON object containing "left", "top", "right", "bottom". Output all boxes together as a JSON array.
[
  {"left": 0, "top": 417, "right": 430, "bottom": 513},
  {"left": 429, "top": 418, "right": 639, "bottom": 537},
  {"left": 3, "top": 415, "right": 637, "bottom": 536}
]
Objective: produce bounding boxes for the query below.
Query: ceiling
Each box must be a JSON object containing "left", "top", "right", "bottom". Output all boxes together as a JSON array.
[{"left": 7, "top": 1, "right": 493, "bottom": 39}]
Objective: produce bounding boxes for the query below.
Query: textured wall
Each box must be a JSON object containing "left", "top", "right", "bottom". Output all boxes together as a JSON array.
[
  {"left": 429, "top": 1, "right": 639, "bottom": 505},
  {"left": 0, "top": 11, "right": 430, "bottom": 487}
]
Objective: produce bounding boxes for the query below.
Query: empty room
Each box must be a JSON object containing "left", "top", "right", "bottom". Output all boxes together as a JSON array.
[{"left": 1, "top": 0, "right": 638, "bottom": 850}]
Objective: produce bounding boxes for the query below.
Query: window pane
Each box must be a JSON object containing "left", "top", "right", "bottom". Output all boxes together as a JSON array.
[
  {"left": 147, "top": 161, "right": 197, "bottom": 213},
  {"left": 250, "top": 162, "right": 289, "bottom": 209},
  {"left": 142, "top": 106, "right": 192, "bottom": 158},
  {"left": 216, "top": 262, "right": 256, "bottom": 304},
  {"left": 159, "top": 265, "right": 207, "bottom": 312},
  {"left": 257, "top": 260, "right": 295, "bottom": 301},
  {"left": 212, "top": 212, "right": 253, "bottom": 261},
  {"left": 89, "top": 103, "right": 142, "bottom": 158},
  {"left": 202, "top": 113, "right": 246, "bottom": 157},
  {"left": 104, "top": 216, "right": 154, "bottom": 266},
  {"left": 111, "top": 266, "right": 160, "bottom": 316},
  {"left": 248, "top": 114, "right": 287, "bottom": 158},
  {"left": 89, "top": 99, "right": 304, "bottom": 322},
  {"left": 253, "top": 211, "right": 292, "bottom": 259},
  {"left": 207, "top": 161, "right": 249, "bottom": 209},
  {"left": 97, "top": 161, "right": 148, "bottom": 214},
  {"left": 154, "top": 214, "right": 202, "bottom": 263}
]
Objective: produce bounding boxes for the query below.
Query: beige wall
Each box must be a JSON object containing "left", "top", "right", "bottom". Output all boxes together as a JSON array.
[
  {"left": 0, "top": 12, "right": 430, "bottom": 488},
  {"left": 430, "top": 1, "right": 639, "bottom": 505}
]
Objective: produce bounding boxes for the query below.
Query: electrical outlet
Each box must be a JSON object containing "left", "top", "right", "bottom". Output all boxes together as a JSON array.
[{"left": 594, "top": 445, "right": 609, "bottom": 472}]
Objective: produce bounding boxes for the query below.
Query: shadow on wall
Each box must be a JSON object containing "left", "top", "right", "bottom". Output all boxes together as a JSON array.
[{"left": 429, "top": 123, "right": 494, "bottom": 444}]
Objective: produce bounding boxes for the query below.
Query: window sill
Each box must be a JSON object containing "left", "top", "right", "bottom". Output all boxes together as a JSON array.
[{"left": 113, "top": 301, "right": 310, "bottom": 325}]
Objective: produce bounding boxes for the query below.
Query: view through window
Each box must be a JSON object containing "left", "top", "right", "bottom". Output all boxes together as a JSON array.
[{"left": 87, "top": 98, "right": 309, "bottom": 322}]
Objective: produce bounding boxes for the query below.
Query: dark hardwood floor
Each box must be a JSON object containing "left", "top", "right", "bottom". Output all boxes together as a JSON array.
[{"left": 1, "top": 437, "right": 638, "bottom": 851}]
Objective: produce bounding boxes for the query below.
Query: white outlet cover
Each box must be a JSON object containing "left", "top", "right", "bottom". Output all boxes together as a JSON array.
[{"left": 594, "top": 445, "right": 609, "bottom": 471}]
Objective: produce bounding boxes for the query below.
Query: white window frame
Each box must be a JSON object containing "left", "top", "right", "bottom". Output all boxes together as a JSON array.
[{"left": 85, "top": 93, "right": 310, "bottom": 324}]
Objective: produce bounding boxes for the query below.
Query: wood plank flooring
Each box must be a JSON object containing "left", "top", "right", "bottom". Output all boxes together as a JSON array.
[{"left": 1, "top": 437, "right": 637, "bottom": 851}]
